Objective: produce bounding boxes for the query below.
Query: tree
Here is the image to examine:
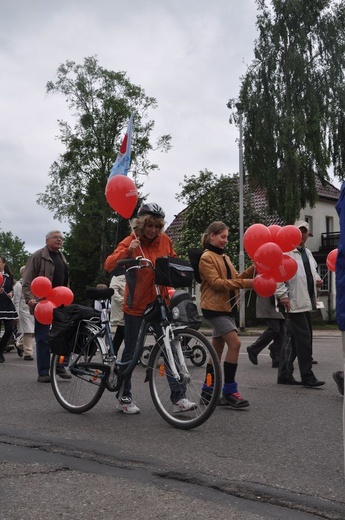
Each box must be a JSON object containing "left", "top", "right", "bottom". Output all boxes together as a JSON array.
[
  {"left": 229, "top": 0, "right": 345, "bottom": 223},
  {"left": 176, "top": 170, "right": 261, "bottom": 265},
  {"left": 37, "top": 56, "right": 171, "bottom": 300},
  {"left": 0, "top": 231, "right": 30, "bottom": 279}
]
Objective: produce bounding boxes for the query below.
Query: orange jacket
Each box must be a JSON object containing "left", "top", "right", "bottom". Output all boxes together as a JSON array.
[{"left": 104, "top": 232, "right": 177, "bottom": 316}]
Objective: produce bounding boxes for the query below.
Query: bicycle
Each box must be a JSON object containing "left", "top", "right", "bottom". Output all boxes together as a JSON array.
[{"left": 50, "top": 256, "right": 221, "bottom": 430}]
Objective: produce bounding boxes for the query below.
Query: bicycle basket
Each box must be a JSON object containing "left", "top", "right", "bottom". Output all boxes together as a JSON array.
[
  {"left": 169, "top": 290, "right": 202, "bottom": 330},
  {"left": 155, "top": 256, "right": 194, "bottom": 288},
  {"left": 48, "top": 304, "right": 101, "bottom": 356}
]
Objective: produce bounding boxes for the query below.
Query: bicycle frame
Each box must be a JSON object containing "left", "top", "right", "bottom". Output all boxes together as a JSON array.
[{"left": 116, "top": 258, "right": 190, "bottom": 383}]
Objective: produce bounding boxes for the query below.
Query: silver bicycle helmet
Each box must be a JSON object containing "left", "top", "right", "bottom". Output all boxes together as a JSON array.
[{"left": 137, "top": 203, "right": 165, "bottom": 218}]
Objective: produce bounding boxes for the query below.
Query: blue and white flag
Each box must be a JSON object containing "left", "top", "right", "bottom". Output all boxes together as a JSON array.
[{"left": 108, "top": 113, "right": 133, "bottom": 180}]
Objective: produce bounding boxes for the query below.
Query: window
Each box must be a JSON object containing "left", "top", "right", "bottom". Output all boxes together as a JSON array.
[
  {"left": 305, "top": 215, "right": 313, "bottom": 236},
  {"left": 326, "top": 216, "right": 334, "bottom": 234}
]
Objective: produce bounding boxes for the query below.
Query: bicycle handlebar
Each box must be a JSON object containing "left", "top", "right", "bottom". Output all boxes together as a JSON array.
[{"left": 116, "top": 257, "right": 154, "bottom": 269}]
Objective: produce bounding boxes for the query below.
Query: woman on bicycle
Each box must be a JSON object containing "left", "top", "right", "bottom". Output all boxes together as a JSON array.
[
  {"left": 104, "top": 202, "right": 197, "bottom": 415},
  {"left": 199, "top": 221, "right": 255, "bottom": 408}
]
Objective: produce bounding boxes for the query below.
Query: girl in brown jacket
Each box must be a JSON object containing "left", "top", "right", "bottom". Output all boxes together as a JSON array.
[{"left": 199, "top": 221, "right": 254, "bottom": 408}]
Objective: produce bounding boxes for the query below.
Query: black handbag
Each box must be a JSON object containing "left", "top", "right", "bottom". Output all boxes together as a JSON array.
[{"left": 155, "top": 256, "right": 194, "bottom": 288}]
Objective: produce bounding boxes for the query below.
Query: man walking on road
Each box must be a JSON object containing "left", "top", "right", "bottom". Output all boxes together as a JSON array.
[
  {"left": 277, "top": 220, "right": 324, "bottom": 387},
  {"left": 22, "top": 230, "right": 70, "bottom": 383}
]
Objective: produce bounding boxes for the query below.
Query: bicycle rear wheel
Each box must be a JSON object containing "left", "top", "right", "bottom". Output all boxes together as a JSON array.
[
  {"left": 51, "top": 323, "right": 106, "bottom": 413},
  {"left": 148, "top": 327, "right": 221, "bottom": 429}
]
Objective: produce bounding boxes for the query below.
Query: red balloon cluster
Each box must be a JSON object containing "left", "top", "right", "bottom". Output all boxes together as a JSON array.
[
  {"left": 30, "top": 276, "right": 74, "bottom": 325},
  {"left": 105, "top": 175, "right": 138, "bottom": 219},
  {"left": 244, "top": 224, "right": 301, "bottom": 297}
]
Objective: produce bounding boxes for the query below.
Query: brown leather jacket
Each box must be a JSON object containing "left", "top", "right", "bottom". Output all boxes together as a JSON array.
[
  {"left": 22, "top": 246, "right": 68, "bottom": 304},
  {"left": 199, "top": 250, "right": 254, "bottom": 313}
]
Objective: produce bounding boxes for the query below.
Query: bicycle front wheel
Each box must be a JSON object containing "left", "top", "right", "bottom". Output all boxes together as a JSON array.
[
  {"left": 148, "top": 327, "right": 221, "bottom": 430},
  {"left": 51, "top": 323, "right": 107, "bottom": 414}
]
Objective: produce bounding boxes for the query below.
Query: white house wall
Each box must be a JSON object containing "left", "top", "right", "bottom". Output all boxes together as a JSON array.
[{"left": 298, "top": 199, "right": 340, "bottom": 251}]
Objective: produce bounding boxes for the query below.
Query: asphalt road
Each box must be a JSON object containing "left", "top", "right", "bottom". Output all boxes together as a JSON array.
[{"left": 0, "top": 330, "right": 344, "bottom": 520}]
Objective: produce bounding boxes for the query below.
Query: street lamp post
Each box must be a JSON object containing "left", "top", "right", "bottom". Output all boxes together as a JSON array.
[{"left": 236, "top": 101, "right": 245, "bottom": 330}]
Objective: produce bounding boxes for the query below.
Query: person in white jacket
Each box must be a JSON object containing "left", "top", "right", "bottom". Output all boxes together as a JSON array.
[
  {"left": 109, "top": 274, "right": 125, "bottom": 356},
  {"left": 13, "top": 266, "right": 35, "bottom": 360},
  {"left": 277, "top": 221, "right": 324, "bottom": 387}
]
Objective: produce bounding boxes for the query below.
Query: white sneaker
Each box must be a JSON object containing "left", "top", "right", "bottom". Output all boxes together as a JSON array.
[
  {"left": 173, "top": 398, "right": 197, "bottom": 413},
  {"left": 116, "top": 396, "right": 140, "bottom": 414}
]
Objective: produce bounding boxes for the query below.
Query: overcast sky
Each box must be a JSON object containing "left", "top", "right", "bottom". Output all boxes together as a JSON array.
[{"left": 1, "top": 0, "right": 261, "bottom": 254}]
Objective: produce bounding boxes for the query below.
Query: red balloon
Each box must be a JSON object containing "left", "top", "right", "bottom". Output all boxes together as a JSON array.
[
  {"left": 31, "top": 276, "right": 52, "bottom": 298},
  {"left": 326, "top": 248, "right": 338, "bottom": 272},
  {"left": 48, "top": 286, "right": 74, "bottom": 307},
  {"left": 275, "top": 225, "right": 302, "bottom": 252},
  {"left": 34, "top": 300, "right": 56, "bottom": 325},
  {"left": 254, "top": 242, "right": 283, "bottom": 272},
  {"left": 105, "top": 175, "right": 138, "bottom": 218},
  {"left": 271, "top": 255, "right": 298, "bottom": 282},
  {"left": 0, "top": 273, "right": 3, "bottom": 286},
  {"left": 253, "top": 275, "right": 277, "bottom": 297},
  {"left": 243, "top": 224, "right": 271, "bottom": 260},
  {"left": 268, "top": 225, "right": 282, "bottom": 241}
]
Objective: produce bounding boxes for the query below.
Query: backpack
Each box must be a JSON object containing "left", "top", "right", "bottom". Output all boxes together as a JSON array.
[
  {"left": 169, "top": 290, "right": 202, "bottom": 330},
  {"left": 188, "top": 248, "right": 203, "bottom": 284}
]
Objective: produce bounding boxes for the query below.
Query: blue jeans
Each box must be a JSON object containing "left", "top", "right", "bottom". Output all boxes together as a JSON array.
[
  {"left": 35, "top": 319, "right": 50, "bottom": 376},
  {"left": 121, "top": 313, "right": 186, "bottom": 403}
]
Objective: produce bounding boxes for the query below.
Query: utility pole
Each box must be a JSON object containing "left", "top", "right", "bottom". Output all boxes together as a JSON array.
[{"left": 236, "top": 101, "right": 245, "bottom": 330}]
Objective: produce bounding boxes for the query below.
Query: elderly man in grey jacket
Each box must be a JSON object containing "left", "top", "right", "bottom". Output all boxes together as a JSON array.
[{"left": 277, "top": 220, "right": 324, "bottom": 387}]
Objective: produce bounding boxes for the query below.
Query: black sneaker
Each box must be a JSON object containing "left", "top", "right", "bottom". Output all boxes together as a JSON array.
[
  {"left": 332, "top": 371, "right": 344, "bottom": 396},
  {"left": 37, "top": 374, "right": 51, "bottom": 383},
  {"left": 56, "top": 366, "right": 72, "bottom": 379},
  {"left": 220, "top": 391, "right": 249, "bottom": 408}
]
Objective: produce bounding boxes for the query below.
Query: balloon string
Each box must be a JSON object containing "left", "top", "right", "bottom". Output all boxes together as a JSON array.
[
  {"left": 129, "top": 221, "right": 145, "bottom": 257},
  {"left": 226, "top": 268, "right": 256, "bottom": 308}
]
